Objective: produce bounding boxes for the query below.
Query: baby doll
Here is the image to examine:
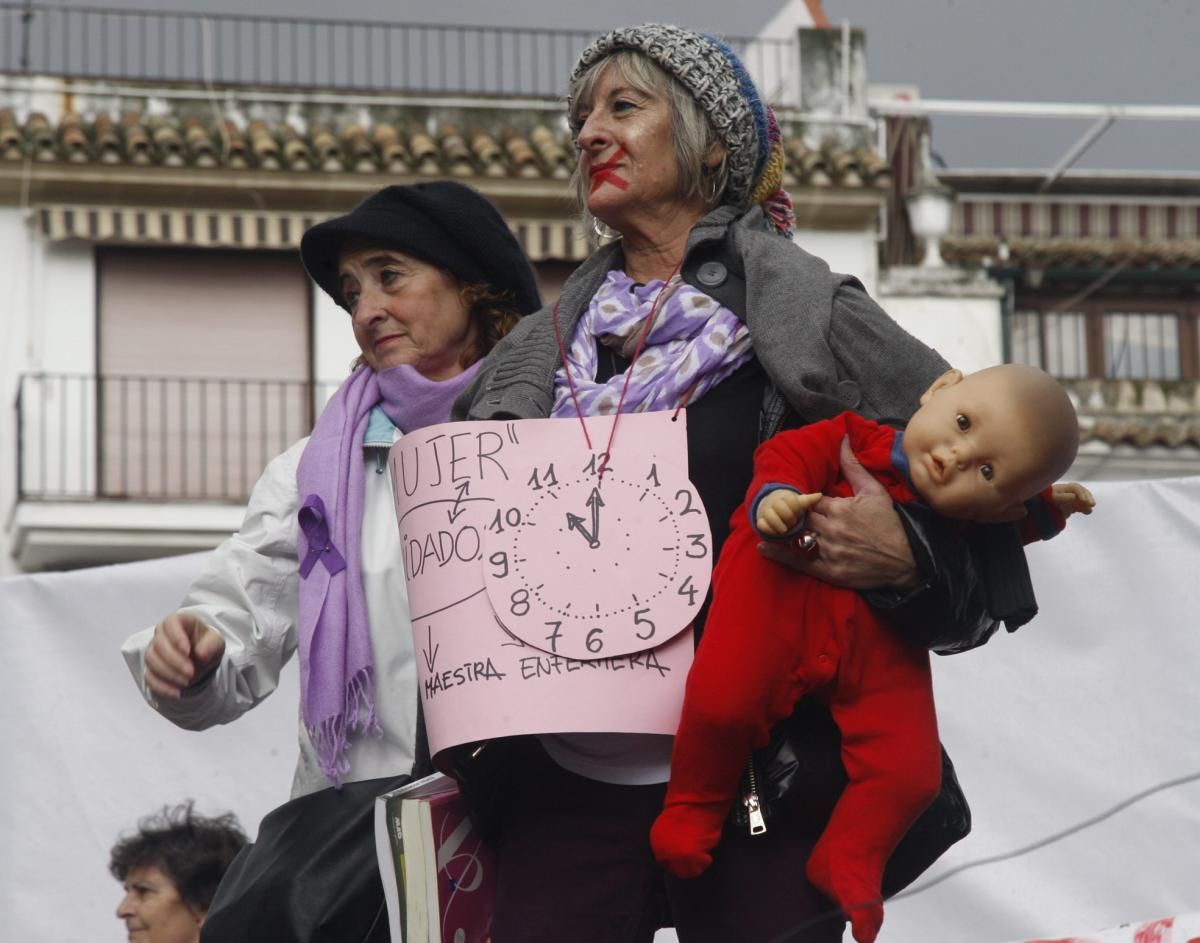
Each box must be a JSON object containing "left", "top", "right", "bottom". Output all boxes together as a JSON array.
[{"left": 650, "top": 364, "right": 1094, "bottom": 943}]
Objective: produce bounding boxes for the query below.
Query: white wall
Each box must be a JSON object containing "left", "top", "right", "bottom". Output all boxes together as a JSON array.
[
  {"left": 881, "top": 294, "right": 1004, "bottom": 373},
  {"left": 877, "top": 267, "right": 1005, "bottom": 373},
  {"left": 749, "top": 0, "right": 819, "bottom": 105},
  {"left": 38, "top": 240, "right": 97, "bottom": 372},
  {"left": 792, "top": 233, "right": 1008, "bottom": 374},
  {"left": 1, "top": 215, "right": 98, "bottom": 575},
  {"left": 312, "top": 285, "right": 359, "bottom": 392},
  {"left": 0, "top": 208, "right": 32, "bottom": 575},
  {"left": 795, "top": 228, "right": 880, "bottom": 295},
  {"left": 4, "top": 477, "right": 1198, "bottom": 943}
]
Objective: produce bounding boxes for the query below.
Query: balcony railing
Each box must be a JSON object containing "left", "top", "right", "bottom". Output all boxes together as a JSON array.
[
  {"left": 16, "top": 372, "right": 341, "bottom": 503},
  {"left": 0, "top": 4, "right": 799, "bottom": 101}
]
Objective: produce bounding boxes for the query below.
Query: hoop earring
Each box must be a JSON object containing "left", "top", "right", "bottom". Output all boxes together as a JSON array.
[
  {"left": 704, "top": 155, "right": 728, "bottom": 206},
  {"left": 591, "top": 217, "right": 618, "bottom": 241}
]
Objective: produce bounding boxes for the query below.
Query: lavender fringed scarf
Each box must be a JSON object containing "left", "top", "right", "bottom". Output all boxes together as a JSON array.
[
  {"left": 295, "top": 359, "right": 481, "bottom": 785},
  {"left": 552, "top": 269, "right": 752, "bottom": 417}
]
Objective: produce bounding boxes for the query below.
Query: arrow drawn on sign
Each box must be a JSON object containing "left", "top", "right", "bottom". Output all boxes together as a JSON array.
[
  {"left": 566, "top": 511, "right": 598, "bottom": 548},
  {"left": 586, "top": 487, "right": 605, "bottom": 541},
  {"left": 447, "top": 480, "right": 471, "bottom": 524},
  {"left": 422, "top": 624, "right": 440, "bottom": 673}
]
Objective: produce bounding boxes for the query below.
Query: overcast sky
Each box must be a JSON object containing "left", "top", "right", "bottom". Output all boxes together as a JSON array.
[{"left": 62, "top": 0, "right": 1200, "bottom": 172}]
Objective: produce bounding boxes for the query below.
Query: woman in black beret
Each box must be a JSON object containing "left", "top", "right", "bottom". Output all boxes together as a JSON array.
[{"left": 120, "top": 182, "right": 539, "bottom": 940}]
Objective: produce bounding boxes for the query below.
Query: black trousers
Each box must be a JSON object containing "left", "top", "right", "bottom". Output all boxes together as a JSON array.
[{"left": 488, "top": 738, "right": 846, "bottom": 943}]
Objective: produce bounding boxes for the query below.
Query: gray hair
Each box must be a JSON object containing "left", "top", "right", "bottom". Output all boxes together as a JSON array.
[{"left": 567, "top": 50, "right": 729, "bottom": 234}]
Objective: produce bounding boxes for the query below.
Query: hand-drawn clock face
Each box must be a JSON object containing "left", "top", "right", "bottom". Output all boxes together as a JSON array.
[{"left": 481, "top": 453, "right": 713, "bottom": 661}]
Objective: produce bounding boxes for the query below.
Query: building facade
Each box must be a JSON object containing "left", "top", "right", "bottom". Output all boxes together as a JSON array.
[{"left": 3, "top": 5, "right": 916, "bottom": 573}]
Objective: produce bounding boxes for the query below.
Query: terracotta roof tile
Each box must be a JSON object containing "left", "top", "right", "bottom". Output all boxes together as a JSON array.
[
  {"left": 501, "top": 127, "right": 542, "bottom": 178},
  {"left": 0, "top": 109, "right": 21, "bottom": 159},
  {"left": 148, "top": 117, "right": 186, "bottom": 168},
  {"left": 468, "top": 128, "right": 506, "bottom": 178},
  {"left": 1063, "top": 379, "right": 1200, "bottom": 449},
  {"left": 530, "top": 125, "right": 571, "bottom": 179},
  {"left": 309, "top": 124, "right": 344, "bottom": 172},
  {"left": 0, "top": 110, "right": 886, "bottom": 190},
  {"left": 407, "top": 127, "right": 441, "bottom": 175},
  {"left": 221, "top": 120, "right": 250, "bottom": 169},
  {"left": 246, "top": 120, "right": 281, "bottom": 170},
  {"left": 945, "top": 236, "right": 1200, "bottom": 270},
  {"left": 26, "top": 112, "right": 56, "bottom": 162},
  {"left": 277, "top": 124, "right": 313, "bottom": 171},
  {"left": 341, "top": 123, "right": 377, "bottom": 173},
  {"left": 57, "top": 112, "right": 89, "bottom": 163},
  {"left": 437, "top": 125, "right": 475, "bottom": 177},
  {"left": 120, "top": 112, "right": 154, "bottom": 165},
  {"left": 371, "top": 123, "right": 410, "bottom": 174}
]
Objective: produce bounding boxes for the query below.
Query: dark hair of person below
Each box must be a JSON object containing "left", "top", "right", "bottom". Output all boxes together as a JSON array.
[{"left": 109, "top": 800, "right": 249, "bottom": 913}]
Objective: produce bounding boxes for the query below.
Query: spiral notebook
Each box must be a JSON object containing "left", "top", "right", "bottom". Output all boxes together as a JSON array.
[{"left": 374, "top": 772, "right": 495, "bottom": 943}]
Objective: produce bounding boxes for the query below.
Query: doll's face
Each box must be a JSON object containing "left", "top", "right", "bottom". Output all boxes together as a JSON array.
[{"left": 902, "top": 369, "right": 1052, "bottom": 523}]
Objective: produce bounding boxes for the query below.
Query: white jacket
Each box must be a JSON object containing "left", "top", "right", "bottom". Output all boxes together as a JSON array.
[{"left": 122, "top": 435, "right": 418, "bottom": 798}]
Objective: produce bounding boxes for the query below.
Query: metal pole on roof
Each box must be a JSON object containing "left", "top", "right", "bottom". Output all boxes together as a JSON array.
[
  {"left": 870, "top": 99, "right": 1200, "bottom": 121},
  {"left": 841, "top": 20, "right": 851, "bottom": 116},
  {"left": 19, "top": 0, "right": 33, "bottom": 74},
  {"left": 869, "top": 98, "right": 1200, "bottom": 187},
  {"left": 1037, "top": 115, "right": 1115, "bottom": 192}
]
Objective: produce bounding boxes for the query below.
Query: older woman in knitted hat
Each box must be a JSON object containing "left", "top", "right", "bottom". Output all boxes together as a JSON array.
[
  {"left": 123, "top": 181, "right": 539, "bottom": 797},
  {"left": 455, "top": 25, "right": 1010, "bottom": 943}
]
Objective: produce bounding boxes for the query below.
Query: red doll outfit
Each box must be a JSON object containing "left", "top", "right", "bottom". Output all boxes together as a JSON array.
[{"left": 650, "top": 411, "right": 1064, "bottom": 943}]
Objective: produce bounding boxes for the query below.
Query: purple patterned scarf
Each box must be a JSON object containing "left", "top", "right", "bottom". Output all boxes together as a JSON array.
[
  {"left": 551, "top": 269, "right": 752, "bottom": 417},
  {"left": 295, "top": 359, "right": 481, "bottom": 785}
]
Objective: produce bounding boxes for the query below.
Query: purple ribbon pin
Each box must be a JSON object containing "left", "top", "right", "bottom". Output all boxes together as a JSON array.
[{"left": 298, "top": 494, "right": 347, "bottom": 579}]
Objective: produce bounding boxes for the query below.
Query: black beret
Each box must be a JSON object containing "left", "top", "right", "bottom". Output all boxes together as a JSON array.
[{"left": 300, "top": 181, "right": 542, "bottom": 315}]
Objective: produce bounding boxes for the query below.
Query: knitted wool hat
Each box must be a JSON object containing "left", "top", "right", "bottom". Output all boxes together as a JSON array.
[
  {"left": 570, "top": 23, "right": 789, "bottom": 221},
  {"left": 301, "top": 181, "right": 542, "bottom": 315}
]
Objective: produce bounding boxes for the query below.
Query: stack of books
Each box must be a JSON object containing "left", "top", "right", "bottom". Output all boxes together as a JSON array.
[{"left": 374, "top": 772, "right": 496, "bottom": 943}]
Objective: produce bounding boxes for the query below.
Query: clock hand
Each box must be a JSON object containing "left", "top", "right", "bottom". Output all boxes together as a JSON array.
[
  {"left": 586, "top": 488, "right": 605, "bottom": 545},
  {"left": 565, "top": 511, "right": 599, "bottom": 548}
]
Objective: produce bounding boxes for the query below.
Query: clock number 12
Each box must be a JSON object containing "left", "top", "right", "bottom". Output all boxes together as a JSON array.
[{"left": 583, "top": 452, "right": 612, "bottom": 476}]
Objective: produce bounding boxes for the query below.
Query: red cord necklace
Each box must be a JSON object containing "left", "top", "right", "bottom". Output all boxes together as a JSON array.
[{"left": 552, "top": 256, "right": 690, "bottom": 476}]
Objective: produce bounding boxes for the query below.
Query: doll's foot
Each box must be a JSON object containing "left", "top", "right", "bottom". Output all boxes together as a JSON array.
[
  {"left": 805, "top": 843, "right": 884, "bottom": 943},
  {"left": 650, "top": 808, "right": 718, "bottom": 879}
]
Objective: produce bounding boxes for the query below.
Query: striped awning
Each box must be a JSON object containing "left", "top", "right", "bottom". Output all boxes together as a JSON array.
[
  {"left": 37, "top": 205, "right": 324, "bottom": 249},
  {"left": 35, "top": 204, "right": 589, "bottom": 261},
  {"left": 955, "top": 199, "right": 1200, "bottom": 242}
]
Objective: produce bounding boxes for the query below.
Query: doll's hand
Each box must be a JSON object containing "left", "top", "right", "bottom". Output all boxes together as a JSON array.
[
  {"left": 1052, "top": 481, "right": 1095, "bottom": 517},
  {"left": 756, "top": 490, "right": 822, "bottom": 537},
  {"left": 757, "top": 437, "right": 919, "bottom": 590}
]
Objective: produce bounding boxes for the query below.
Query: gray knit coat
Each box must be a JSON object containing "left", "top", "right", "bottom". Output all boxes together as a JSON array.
[{"left": 454, "top": 205, "right": 950, "bottom": 426}]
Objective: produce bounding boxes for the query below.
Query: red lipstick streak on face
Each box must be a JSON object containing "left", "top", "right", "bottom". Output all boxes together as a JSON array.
[
  {"left": 590, "top": 171, "right": 630, "bottom": 193},
  {"left": 588, "top": 147, "right": 629, "bottom": 193}
]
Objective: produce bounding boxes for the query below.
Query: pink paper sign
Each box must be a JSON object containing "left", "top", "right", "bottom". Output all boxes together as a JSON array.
[{"left": 388, "top": 412, "right": 708, "bottom": 761}]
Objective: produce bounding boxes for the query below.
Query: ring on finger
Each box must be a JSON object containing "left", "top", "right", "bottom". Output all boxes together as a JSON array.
[{"left": 797, "top": 532, "right": 819, "bottom": 553}]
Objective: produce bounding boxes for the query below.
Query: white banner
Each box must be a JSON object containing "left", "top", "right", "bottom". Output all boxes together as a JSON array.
[
  {"left": 0, "top": 553, "right": 297, "bottom": 943},
  {"left": 2, "top": 477, "right": 1199, "bottom": 943},
  {"left": 1008, "top": 912, "right": 1200, "bottom": 943}
]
